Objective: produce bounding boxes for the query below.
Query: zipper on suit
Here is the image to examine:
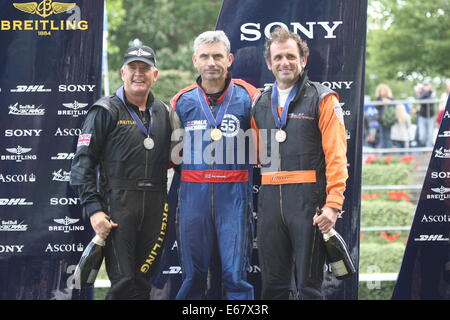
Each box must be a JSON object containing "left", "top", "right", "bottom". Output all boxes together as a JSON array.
[
  {"left": 278, "top": 138, "right": 287, "bottom": 227},
  {"left": 210, "top": 124, "right": 216, "bottom": 225}
]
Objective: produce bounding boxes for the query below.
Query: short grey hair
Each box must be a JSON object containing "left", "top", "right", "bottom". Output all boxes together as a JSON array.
[{"left": 193, "top": 30, "right": 231, "bottom": 54}]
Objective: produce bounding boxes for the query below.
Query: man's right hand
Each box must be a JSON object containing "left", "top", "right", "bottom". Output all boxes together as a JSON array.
[{"left": 90, "top": 211, "right": 118, "bottom": 239}]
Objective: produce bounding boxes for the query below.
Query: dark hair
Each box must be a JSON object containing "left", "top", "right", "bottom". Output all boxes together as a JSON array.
[{"left": 264, "top": 27, "right": 309, "bottom": 60}]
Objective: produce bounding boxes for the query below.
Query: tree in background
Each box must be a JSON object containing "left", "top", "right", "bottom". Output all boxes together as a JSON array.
[
  {"left": 105, "top": 0, "right": 222, "bottom": 102},
  {"left": 366, "top": 0, "right": 450, "bottom": 98}
]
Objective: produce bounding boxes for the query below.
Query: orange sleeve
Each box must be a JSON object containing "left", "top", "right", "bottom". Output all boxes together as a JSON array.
[{"left": 318, "top": 93, "right": 348, "bottom": 211}]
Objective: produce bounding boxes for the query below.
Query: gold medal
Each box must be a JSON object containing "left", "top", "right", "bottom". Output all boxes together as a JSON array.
[
  {"left": 143, "top": 137, "right": 154, "bottom": 150},
  {"left": 275, "top": 129, "right": 287, "bottom": 143},
  {"left": 210, "top": 128, "right": 223, "bottom": 141}
]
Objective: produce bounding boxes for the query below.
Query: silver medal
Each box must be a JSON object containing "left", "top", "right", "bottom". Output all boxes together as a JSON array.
[
  {"left": 275, "top": 129, "right": 287, "bottom": 143},
  {"left": 143, "top": 137, "right": 154, "bottom": 150}
]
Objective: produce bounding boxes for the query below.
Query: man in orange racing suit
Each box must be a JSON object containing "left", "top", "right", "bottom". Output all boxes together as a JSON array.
[{"left": 251, "top": 27, "right": 348, "bottom": 300}]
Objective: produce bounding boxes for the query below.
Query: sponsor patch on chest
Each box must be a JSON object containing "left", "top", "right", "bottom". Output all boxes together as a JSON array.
[{"left": 288, "top": 112, "right": 315, "bottom": 120}]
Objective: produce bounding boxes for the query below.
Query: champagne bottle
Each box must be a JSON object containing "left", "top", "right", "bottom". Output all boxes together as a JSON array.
[
  {"left": 74, "top": 235, "right": 105, "bottom": 287},
  {"left": 316, "top": 208, "right": 357, "bottom": 280}
]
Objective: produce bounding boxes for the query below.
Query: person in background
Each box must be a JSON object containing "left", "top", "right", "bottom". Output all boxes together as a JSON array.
[
  {"left": 375, "top": 84, "right": 395, "bottom": 148},
  {"left": 390, "top": 103, "right": 411, "bottom": 149},
  {"left": 416, "top": 81, "right": 436, "bottom": 147},
  {"left": 436, "top": 81, "right": 450, "bottom": 126}
]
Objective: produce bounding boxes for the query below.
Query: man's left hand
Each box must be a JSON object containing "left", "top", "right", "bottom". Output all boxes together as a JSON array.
[{"left": 313, "top": 206, "right": 339, "bottom": 233}]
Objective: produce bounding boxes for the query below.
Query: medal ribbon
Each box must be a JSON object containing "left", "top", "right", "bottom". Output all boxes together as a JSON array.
[
  {"left": 116, "top": 87, "right": 152, "bottom": 137},
  {"left": 270, "top": 81, "right": 300, "bottom": 129},
  {"left": 196, "top": 82, "right": 235, "bottom": 129}
]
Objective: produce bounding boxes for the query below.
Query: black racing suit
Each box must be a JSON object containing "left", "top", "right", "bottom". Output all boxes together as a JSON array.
[
  {"left": 252, "top": 73, "right": 348, "bottom": 299},
  {"left": 70, "top": 87, "right": 173, "bottom": 299}
]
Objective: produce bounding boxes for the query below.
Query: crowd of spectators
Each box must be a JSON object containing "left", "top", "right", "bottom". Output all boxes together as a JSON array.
[{"left": 363, "top": 81, "right": 450, "bottom": 149}]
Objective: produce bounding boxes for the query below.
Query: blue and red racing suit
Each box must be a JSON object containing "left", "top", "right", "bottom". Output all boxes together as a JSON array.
[{"left": 171, "top": 77, "right": 259, "bottom": 300}]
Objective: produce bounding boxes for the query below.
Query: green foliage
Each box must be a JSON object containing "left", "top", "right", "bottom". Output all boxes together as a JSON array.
[
  {"left": 360, "top": 242, "right": 406, "bottom": 274},
  {"left": 361, "top": 199, "right": 414, "bottom": 227},
  {"left": 107, "top": 0, "right": 222, "bottom": 71},
  {"left": 362, "top": 162, "right": 413, "bottom": 185},
  {"left": 365, "top": 0, "right": 450, "bottom": 99},
  {"left": 152, "top": 69, "right": 195, "bottom": 104}
]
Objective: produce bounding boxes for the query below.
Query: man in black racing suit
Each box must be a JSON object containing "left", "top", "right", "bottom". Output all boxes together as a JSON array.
[{"left": 70, "top": 45, "right": 179, "bottom": 299}]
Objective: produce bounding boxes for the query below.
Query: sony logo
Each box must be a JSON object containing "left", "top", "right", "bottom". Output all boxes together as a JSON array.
[
  {"left": 0, "top": 245, "right": 24, "bottom": 253},
  {"left": 50, "top": 198, "right": 80, "bottom": 206},
  {"left": 240, "top": 21, "right": 343, "bottom": 41},
  {"left": 431, "top": 171, "right": 450, "bottom": 179},
  {"left": 58, "top": 84, "right": 96, "bottom": 92},
  {"left": 4, "top": 129, "right": 43, "bottom": 137}
]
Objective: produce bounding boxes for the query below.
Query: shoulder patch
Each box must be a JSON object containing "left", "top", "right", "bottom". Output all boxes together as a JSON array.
[{"left": 334, "top": 103, "right": 345, "bottom": 125}]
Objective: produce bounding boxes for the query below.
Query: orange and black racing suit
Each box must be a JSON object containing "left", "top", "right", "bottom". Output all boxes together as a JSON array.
[{"left": 251, "top": 73, "right": 348, "bottom": 299}]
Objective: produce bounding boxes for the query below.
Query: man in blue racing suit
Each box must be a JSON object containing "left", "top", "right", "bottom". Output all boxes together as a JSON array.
[{"left": 171, "top": 30, "right": 259, "bottom": 300}]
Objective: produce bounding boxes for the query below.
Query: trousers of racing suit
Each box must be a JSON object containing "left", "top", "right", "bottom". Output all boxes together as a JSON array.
[
  {"left": 105, "top": 188, "right": 168, "bottom": 300},
  {"left": 70, "top": 88, "right": 173, "bottom": 299},
  {"left": 171, "top": 78, "right": 259, "bottom": 300},
  {"left": 252, "top": 74, "right": 348, "bottom": 300}
]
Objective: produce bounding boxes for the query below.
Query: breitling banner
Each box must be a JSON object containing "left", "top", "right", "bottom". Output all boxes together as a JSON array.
[
  {"left": 159, "top": 0, "right": 367, "bottom": 300},
  {"left": 392, "top": 95, "right": 450, "bottom": 300},
  {"left": 0, "top": 0, "right": 103, "bottom": 299}
]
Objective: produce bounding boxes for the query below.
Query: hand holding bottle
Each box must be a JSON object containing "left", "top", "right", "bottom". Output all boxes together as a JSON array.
[
  {"left": 312, "top": 206, "right": 338, "bottom": 233},
  {"left": 90, "top": 211, "right": 118, "bottom": 239}
]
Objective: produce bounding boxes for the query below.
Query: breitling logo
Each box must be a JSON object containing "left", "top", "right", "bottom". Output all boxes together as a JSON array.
[
  {"left": 13, "top": 0, "right": 76, "bottom": 18},
  {"left": 1, "top": 0, "right": 89, "bottom": 36}
]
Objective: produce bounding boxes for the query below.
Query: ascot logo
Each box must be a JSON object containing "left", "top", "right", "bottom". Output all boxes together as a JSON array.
[
  {"left": 0, "top": 173, "right": 36, "bottom": 183},
  {"left": 54, "top": 127, "right": 81, "bottom": 136},
  {"left": 58, "top": 101, "right": 88, "bottom": 117},
  {"left": 45, "top": 243, "right": 84, "bottom": 253},
  {"left": 240, "top": 21, "right": 343, "bottom": 41},
  {"left": 2, "top": 1, "right": 89, "bottom": 36},
  {"left": 8, "top": 103, "right": 45, "bottom": 116}
]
